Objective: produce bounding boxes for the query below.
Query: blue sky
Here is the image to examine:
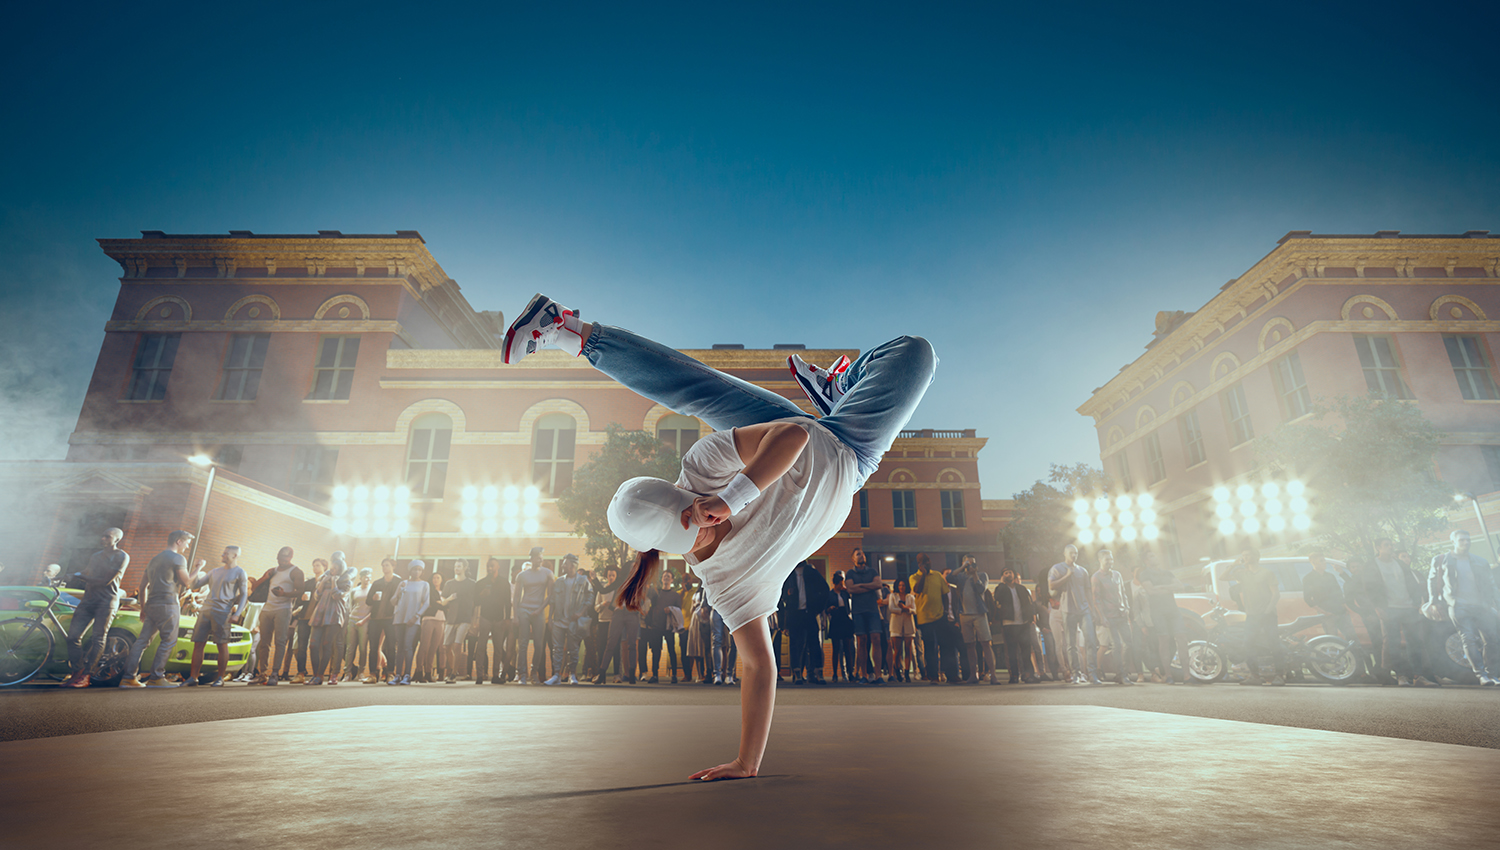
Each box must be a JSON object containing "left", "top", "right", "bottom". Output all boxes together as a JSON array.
[{"left": 2, "top": 1, "right": 1497, "bottom": 499}]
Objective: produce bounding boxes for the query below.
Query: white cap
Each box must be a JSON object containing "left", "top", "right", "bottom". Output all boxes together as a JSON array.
[{"left": 608, "top": 477, "right": 699, "bottom": 555}]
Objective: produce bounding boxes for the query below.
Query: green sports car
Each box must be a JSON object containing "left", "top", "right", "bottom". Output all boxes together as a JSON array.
[{"left": 0, "top": 585, "right": 253, "bottom": 686}]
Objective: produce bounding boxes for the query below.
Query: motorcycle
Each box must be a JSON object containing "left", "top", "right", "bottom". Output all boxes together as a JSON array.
[{"left": 1186, "top": 606, "right": 1363, "bottom": 685}]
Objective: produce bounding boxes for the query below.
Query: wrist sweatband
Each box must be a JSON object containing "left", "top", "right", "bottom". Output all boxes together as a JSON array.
[{"left": 719, "top": 472, "right": 761, "bottom": 516}]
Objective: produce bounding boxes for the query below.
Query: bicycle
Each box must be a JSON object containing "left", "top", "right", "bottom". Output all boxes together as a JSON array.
[{"left": 0, "top": 578, "right": 75, "bottom": 686}]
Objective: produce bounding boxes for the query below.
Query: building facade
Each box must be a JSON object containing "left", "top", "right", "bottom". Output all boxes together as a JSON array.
[
  {"left": 1077, "top": 231, "right": 1500, "bottom": 566},
  {"left": 0, "top": 231, "right": 1009, "bottom": 596}
]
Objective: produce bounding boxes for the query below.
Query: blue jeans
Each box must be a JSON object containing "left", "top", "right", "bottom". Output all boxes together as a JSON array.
[
  {"left": 1062, "top": 610, "right": 1099, "bottom": 678},
  {"left": 124, "top": 603, "right": 179, "bottom": 681},
  {"left": 515, "top": 609, "right": 548, "bottom": 678},
  {"left": 392, "top": 623, "right": 420, "bottom": 678},
  {"left": 65, "top": 593, "right": 119, "bottom": 676},
  {"left": 582, "top": 325, "right": 938, "bottom": 483},
  {"left": 711, "top": 609, "right": 730, "bottom": 679},
  {"left": 1452, "top": 603, "right": 1498, "bottom": 676}
]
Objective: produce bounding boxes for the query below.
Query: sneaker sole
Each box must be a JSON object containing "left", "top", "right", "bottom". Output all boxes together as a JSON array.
[
  {"left": 788, "top": 356, "right": 835, "bottom": 417},
  {"left": 503, "top": 293, "right": 550, "bottom": 365}
]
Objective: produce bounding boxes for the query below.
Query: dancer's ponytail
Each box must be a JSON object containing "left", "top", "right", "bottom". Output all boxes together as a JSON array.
[{"left": 616, "top": 548, "right": 661, "bottom": 611}]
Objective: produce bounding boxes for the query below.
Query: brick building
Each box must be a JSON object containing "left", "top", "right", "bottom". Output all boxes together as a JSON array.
[
  {"left": 0, "top": 231, "right": 1010, "bottom": 595},
  {"left": 1077, "top": 231, "right": 1500, "bottom": 566}
]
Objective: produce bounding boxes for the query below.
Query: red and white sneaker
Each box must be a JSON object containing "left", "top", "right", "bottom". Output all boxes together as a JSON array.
[
  {"left": 503, "top": 293, "right": 583, "bottom": 364},
  {"left": 788, "top": 353, "right": 851, "bottom": 416}
]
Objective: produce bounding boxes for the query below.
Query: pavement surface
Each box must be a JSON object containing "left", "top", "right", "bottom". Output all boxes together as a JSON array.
[
  {"left": 3, "top": 703, "right": 1499, "bottom": 850},
  {"left": 5, "top": 677, "right": 1500, "bottom": 749}
]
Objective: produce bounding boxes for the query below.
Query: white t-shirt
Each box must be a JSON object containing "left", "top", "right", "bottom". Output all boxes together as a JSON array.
[{"left": 680, "top": 418, "right": 859, "bottom": 633}]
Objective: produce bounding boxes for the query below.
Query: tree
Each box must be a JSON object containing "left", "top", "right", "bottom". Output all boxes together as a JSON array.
[
  {"left": 555, "top": 424, "right": 682, "bottom": 576},
  {"left": 1001, "top": 462, "right": 1108, "bottom": 579},
  {"left": 1256, "top": 394, "right": 1451, "bottom": 560}
]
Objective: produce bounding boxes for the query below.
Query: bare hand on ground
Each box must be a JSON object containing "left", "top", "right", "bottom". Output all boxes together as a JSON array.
[{"left": 690, "top": 758, "right": 756, "bottom": 781}]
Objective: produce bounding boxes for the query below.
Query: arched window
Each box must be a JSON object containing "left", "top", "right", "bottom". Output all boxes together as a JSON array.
[
  {"left": 657, "top": 414, "right": 700, "bottom": 457},
  {"left": 533, "top": 413, "right": 577, "bottom": 496},
  {"left": 406, "top": 413, "right": 452, "bottom": 498}
]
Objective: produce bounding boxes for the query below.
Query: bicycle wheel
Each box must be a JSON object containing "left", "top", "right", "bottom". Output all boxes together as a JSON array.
[{"left": 0, "top": 620, "right": 55, "bottom": 686}]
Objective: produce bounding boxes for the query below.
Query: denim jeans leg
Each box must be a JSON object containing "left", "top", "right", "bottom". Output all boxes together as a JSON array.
[
  {"left": 582, "top": 325, "right": 809, "bottom": 431},
  {"left": 149, "top": 609, "right": 179, "bottom": 679},
  {"left": 125, "top": 605, "right": 168, "bottom": 679},
  {"left": 816, "top": 336, "right": 939, "bottom": 481},
  {"left": 711, "top": 610, "right": 728, "bottom": 678}
]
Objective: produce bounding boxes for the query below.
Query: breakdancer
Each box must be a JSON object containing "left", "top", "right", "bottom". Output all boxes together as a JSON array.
[{"left": 504, "top": 293, "right": 936, "bottom": 781}]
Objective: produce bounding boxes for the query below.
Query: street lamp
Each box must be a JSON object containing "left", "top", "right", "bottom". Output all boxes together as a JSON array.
[
  {"left": 186, "top": 453, "right": 217, "bottom": 569},
  {"left": 331, "top": 485, "right": 411, "bottom": 558},
  {"left": 1454, "top": 492, "right": 1497, "bottom": 561},
  {"left": 1212, "top": 480, "right": 1311, "bottom": 537},
  {"left": 1072, "top": 492, "right": 1160, "bottom": 547}
]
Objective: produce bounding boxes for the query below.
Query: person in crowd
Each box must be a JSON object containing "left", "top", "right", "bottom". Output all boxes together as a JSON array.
[
  {"left": 844, "top": 548, "right": 886, "bottom": 684},
  {"left": 951, "top": 554, "right": 997, "bottom": 685},
  {"left": 363, "top": 558, "right": 399, "bottom": 683},
  {"left": 256, "top": 547, "right": 305, "bottom": 686},
  {"left": 1339, "top": 554, "right": 1385, "bottom": 682},
  {"left": 472, "top": 557, "right": 511, "bottom": 684},
  {"left": 119, "top": 531, "right": 195, "bottom": 689},
  {"left": 184, "top": 544, "right": 248, "bottom": 687},
  {"left": 685, "top": 578, "right": 708, "bottom": 682},
  {"left": 1137, "top": 549, "right": 1189, "bottom": 685},
  {"left": 439, "top": 561, "right": 477, "bottom": 684},
  {"left": 1427, "top": 529, "right": 1498, "bottom": 685},
  {"left": 994, "top": 568, "right": 1035, "bottom": 684},
  {"left": 1303, "top": 549, "right": 1357, "bottom": 641},
  {"left": 780, "top": 560, "right": 829, "bottom": 684},
  {"left": 1049, "top": 544, "right": 1100, "bottom": 684},
  {"left": 511, "top": 557, "right": 554, "bottom": 684},
  {"left": 666, "top": 572, "right": 690, "bottom": 683},
  {"left": 1362, "top": 538, "right": 1433, "bottom": 687},
  {"left": 641, "top": 566, "right": 683, "bottom": 683},
  {"left": 388, "top": 560, "right": 429, "bottom": 685},
  {"left": 62, "top": 527, "right": 130, "bottom": 688},
  {"left": 1032, "top": 562, "right": 1061, "bottom": 681},
  {"left": 1128, "top": 565, "right": 1162, "bottom": 681},
  {"left": 877, "top": 583, "right": 893, "bottom": 679},
  {"left": 887, "top": 577, "right": 916, "bottom": 683},
  {"left": 598, "top": 564, "right": 642, "bottom": 684},
  {"left": 545, "top": 555, "right": 593, "bottom": 685},
  {"left": 587, "top": 566, "right": 618, "bottom": 681},
  {"left": 307, "top": 552, "right": 352, "bottom": 684},
  {"left": 913, "top": 554, "right": 958, "bottom": 683},
  {"left": 342, "top": 567, "right": 373, "bottom": 682},
  {"left": 826, "top": 570, "right": 855, "bottom": 682},
  {"left": 282, "top": 557, "right": 326, "bottom": 683},
  {"left": 1091, "top": 549, "right": 1134, "bottom": 685},
  {"left": 1232, "top": 547, "right": 1284, "bottom": 686},
  {"left": 416, "top": 570, "right": 446, "bottom": 683}
]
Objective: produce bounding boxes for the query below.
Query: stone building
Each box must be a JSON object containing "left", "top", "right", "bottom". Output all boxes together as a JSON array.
[
  {"left": 0, "top": 231, "right": 1010, "bottom": 595},
  {"left": 1077, "top": 231, "right": 1500, "bottom": 566}
]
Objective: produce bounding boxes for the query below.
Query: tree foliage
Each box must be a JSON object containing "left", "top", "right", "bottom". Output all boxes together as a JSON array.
[
  {"left": 554, "top": 424, "right": 682, "bottom": 575},
  {"left": 1001, "top": 462, "right": 1108, "bottom": 579},
  {"left": 1256, "top": 394, "right": 1451, "bottom": 560}
]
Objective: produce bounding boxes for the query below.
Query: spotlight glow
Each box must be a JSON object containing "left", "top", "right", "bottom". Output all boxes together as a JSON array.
[
  {"left": 1260, "top": 482, "right": 1279, "bottom": 498},
  {"left": 1094, "top": 497, "right": 1110, "bottom": 512},
  {"left": 1236, "top": 484, "right": 1254, "bottom": 501},
  {"left": 1073, "top": 499, "right": 1089, "bottom": 514},
  {"left": 1267, "top": 516, "right": 1287, "bottom": 533},
  {"left": 504, "top": 486, "right": 520, "bottom": 501},
  {"left": 332, "top": 486, "right": 349, "bottom": 501},
  {"left": 1119, "top": 510, "right": 1135, "bottom": 526},
  {"left": 503, "top": 518, "right": 519, "bottom": 535},
  {"left": 1098, "top": 527, "right": 1116, "bottom": 544},
  {"left": 523, "top": 486, "right": 540, "bottom": 501},
  {"left": 1077, "top": 529, "right": 1095, "bottom": 545},
  {"left": 1120, "top": 526, "right": 1138, "bottom": 542},
  {"left": 1076, "top": 514, "right": 1091, "bottom": 529},
  {"left": 353, "top": 486, "right": 369, "bottom": 501},
  {"left": 1213, "top": 487, "right": 1230, "bottom": 503},
  {"left": 1289, "top": 497, "right": 1309, "bottom": 514},
  {"left": 1216, "top": 503, "right": 1234, "bottom": 519},
  {"left": 1292, "top": 514, "right": 1312, "bottom": 531},
  {"left": 1264, "top": 499, "right": 1283, "bottom": 515},
  {"left": 1138, "top": 493, "right": 1155, "bottom": 509},
  {"left": 461, "top": 519, "right": 478, "bottom": 534},
  {"left": 504, "top": 503, "right": 518, "bottom": 517},
  {"left": 1096, "top": 512, "right": 1112, "bottom": 527},
  {"left": 1140, "top": 509, "right": 1157, "bottom": 524},
  {"left": 523, "top": 503, "right": 539, "bottom": 517},
  {"left": 394, "top": 486, "right": 410, "bottom": 501},
  {"left": 482, "top": 502, "right": 498, "bottom": 517},
  {"left": 1218, "top": 519, "right": 1237, "bottom": 535},
  {"left": 374, "top": 485, "right": 390, "bottom": 501},
  {"left": 331, "top": 518, "right": 349, "bottom": 534},
  {"left": 394, "top": 503, "right": 410, "bottom": 517},
  {"left": 462, "top": 486, "right": 478, "bottom": 500},
  {"left": 461, "top": 503, "right": 477, "bottom": 517},
  {"left": 481, "top": 519, "right": 498, "bottom": 534},
  {"left": 1142, "top": 525, "right": 1160, "bottom": 540},
  {"left": 352, "top": 502, "right": 369, "bottom": 517},
  {"left": 332, "top": 503, "right": 349, "bottom": 518},
  {"left": 373, "top": 519, "right": 389, "bottom": 535},
  {"left": 523, "top": 518, "right": 539, "bottom": 534},
  {"left": 1116, "top": 495, "right": 1133, "bottom": 510},
  {"left": 374, "top": 502, "right": 389, "bottom": 517},
  {"left": 1286, "top": 481, "right": 1305, "bottom": 497},
  {"left": 482, "top": 485, "right": 499, "bottom": 501},
  {"left": 393, "top": 520, "right": 409, "bottom": 535},
  {"left": 351, "top": 519, "right": 368, "bottom": 534},
  {"left": 1242, "top": 517, "right": 1262, "bottom": 534},
  {"left": 1239, "top": 501, "right": 1257, "bottom": 517}
]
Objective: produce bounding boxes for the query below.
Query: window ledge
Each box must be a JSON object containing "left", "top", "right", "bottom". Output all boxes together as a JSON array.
[
  {"left": 303, "top": 398, "right": 351, "bottom": 404},
  {"left": 210, "top": 399, "right": 256, "bottom": 404},
  {"left": 1460, "top": 399, "right": 1500, "bottom": 404},
  {"left": 117, "top": 399, "right": 165, "bottom": 404},
  {"left": 1284, "top": 412, "right": 1315, "bottom": 424},
  {"left": 1183, "top": 460, "right": 1209, "bottom": 472}
]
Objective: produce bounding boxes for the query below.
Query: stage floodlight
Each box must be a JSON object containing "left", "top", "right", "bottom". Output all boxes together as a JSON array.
[
  {"left": 1265, "top": 499, "right": 1283, "bottom": 516},
  {"left": 1138, "top": 493, "right": 1155, "bottom": 509},
  {"left": 482, "top": 485, "right": 499, "bottom": 501},
  {"left": 1116, "top": 495, "right": 1133, "bottom": 510},
  {"left": 394, "top": 486, "right": 410, "bottom": 501},
  {"left": 1213, "top": 487, "right": 1230, "bottom": 503},
  {"left": 1121, "top": 526, "right": 1138, "bottom": 542},
  {"left": 1140, "top": 508, "right": 1157, "bottom": 524},
  {"left": 353, "top": 486, "right": 369, "bottom": 501},
  {"left": 1242, "top": 517, "right": 1262, "bottom": 535},
  {"left": 461, "top": 503, "right": 477, "bottom": 517},
  {"left": 1235, "top": 484, "right": 1254, "bottom": 501},
  {"left": 1286, "top": 480, "right": 1305, "bottom": 497},
  {"left": 374, "top": 485, "right": 390, "bottom": 501},
  {"left": 523, "top": 503, "right": 539, "bottom": 517},
  {"left": 523, "top": 518, "right": 539, "bottom": 534},
  {"left": 482, "top": 519, "right": 498, "bottom": 534},
  {"left": 1239, "top": 501, "right": 1256, "bottom": 517},
  {"left": 503, "top": 518, "right": 520, "bottom": 535},
  {"left": 482, "top": 502, "right": 498, "bottom": 517},
  {"left": 462, "top": 485, "right": 478, "bottom": 500},
  {"left": 504, "top": 503, "right": 519, "bottom": 517},
  {"left": 1292, "top": 514, "right": 1312, "bottom": 531},
  {"left": 373, "top": 519, "right": 389, "bottom": 535},
  {"left": 1142, "top": 525, "right": 1160, "bottom": 541},
  {"left": 332, "top": 502, "right": 349, "bottom": 518},
  {"left": 393, "top": 520, "right": 409, "bottom": 535},
  {"left": 524, "top": 485, "right": 541, "bottom": 501},
  {"left": 1218, "top": 519, "right": 1237, "bottom": 535},
  {"left": 1098, "top": 527, "right": 1116, "bottom": 544},
  {"left": 1216, "top": 503, "right": 1233, "bottom": 519},
  {"left": 332, "top": 486, "right": 349, "bottom": 501},
  {"left": 461, "top": 519, "right": 478, "bottom": 534},
  {"left": 1267, "top": 516, "right": 1287, "bottom": 533},
  {"left": 1261, "top": 482, "right": 1279, "bottom": 499},
  {"left": 1119, "top": 510, "right": 1135, "bottom": 526},
  {"left": 374, "top": 502, "right": 389, "bottom": 517},
  {"left": 1289, "top": 497, "right": 1308, "bottom": 514},
  {"left": 1077, "top": 529, "right": 1095, "bottom": 545},
  {"left": 353, "top": 502, "right": 369, "bottom": 518},
  {"left": 331, "top": 518, "right": 349, "bottom": 535},
  {"left": 1094, "top": 497, "right": 1110, "bottom": 512},
  {"left": 1073, "top": 499, "right": 1089, "bottom": 514},
  {"left": 504, "top": 485, "right": 520, "bottom": 501},
  {"left": 1076, "top": 514, "right": 1091, "bottom": 529},
  {"left": 351, "top": 519, "right": 368, "bottom": 534}
]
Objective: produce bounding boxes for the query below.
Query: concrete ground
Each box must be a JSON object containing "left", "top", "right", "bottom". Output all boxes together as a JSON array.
[{"left": 3, "top": 701, "right": 1499, "bottom": 850}]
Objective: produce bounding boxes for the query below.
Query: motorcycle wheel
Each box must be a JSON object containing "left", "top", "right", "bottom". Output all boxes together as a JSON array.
[
  {"left": 1306, "top": 636, "right": 1361, "bottom": 685},
  {"left": 1186, "top": 640, "right": 1227, "bottom": 683}
]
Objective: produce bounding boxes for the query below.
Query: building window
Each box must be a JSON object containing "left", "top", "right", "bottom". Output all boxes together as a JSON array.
[
  {"left": 1272, "top": 350, "right": 1312, "bottom": 420},
  {"left": 940, "top": 490, "right": 966, "bottom": 528},
  {"left": 216, "top": 333, "right": 270, "bottom": 401},
  {"left": 656, "top": 414, "right": 701, "bottom": 456},
  {"left": 212, "top": 445, "right": 243, "bottom": 471},
  {"left": 1352, "top": 335, "right": 1413, "bottom": 400},
  {"left": 1143, "top": 431, "right": 1166, "bottom": 485},
  {"left": 533, "top": 412, "right": 576, "bottom": 497},
  {"left": 859, "top": 489, "right": 869, "bottom": 528},
  {"left": 892, "top": 490, "right": 917, "bottom": 528},
  {"left": 309, "top": 335, "right": 360, "bottom": 400},
  {"left": 1445, "top": 336, "right": 1498, "bottom": 401},
  {"left": 126, "top": 334, "right": 180, "bottom": 400},
  {"left": 1222, "top": 382, "right": 1254, "bottom": 446},
  {"left": 1116, "top": 450, "right": 1134, "bottom": 492},
  {"left": 291, "top": 446, "right": 338, "bottom": 503},
  {"left": 1179, "top": 409, "right": 1206, "bottom": 467},
  {"left": 1484, "top": 446, "right": 1500, "bottom": 492},
  {"left": 406, "top": 413, "right": 452, "bottom": 498}
]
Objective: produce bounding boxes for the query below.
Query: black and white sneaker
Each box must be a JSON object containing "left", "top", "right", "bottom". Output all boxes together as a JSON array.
[
  {"left": 788, "top": 353, "right": 851, "bottom": 416},
  {"left": 503, "top": 293, "right": 583, "bottom": 364}
]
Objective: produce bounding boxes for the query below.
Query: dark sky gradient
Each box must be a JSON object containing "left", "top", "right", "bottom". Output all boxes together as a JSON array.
[{"left": 3, "top": 1, "right": 1497, "bottom": 497}]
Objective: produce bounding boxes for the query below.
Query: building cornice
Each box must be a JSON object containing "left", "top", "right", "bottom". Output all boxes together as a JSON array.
[
  {"left": 1078, "top": 236, "right": 1500, "bottom": 422},
  {"left": 385, "top": 347, "right": 860, "bottom": 370}
]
